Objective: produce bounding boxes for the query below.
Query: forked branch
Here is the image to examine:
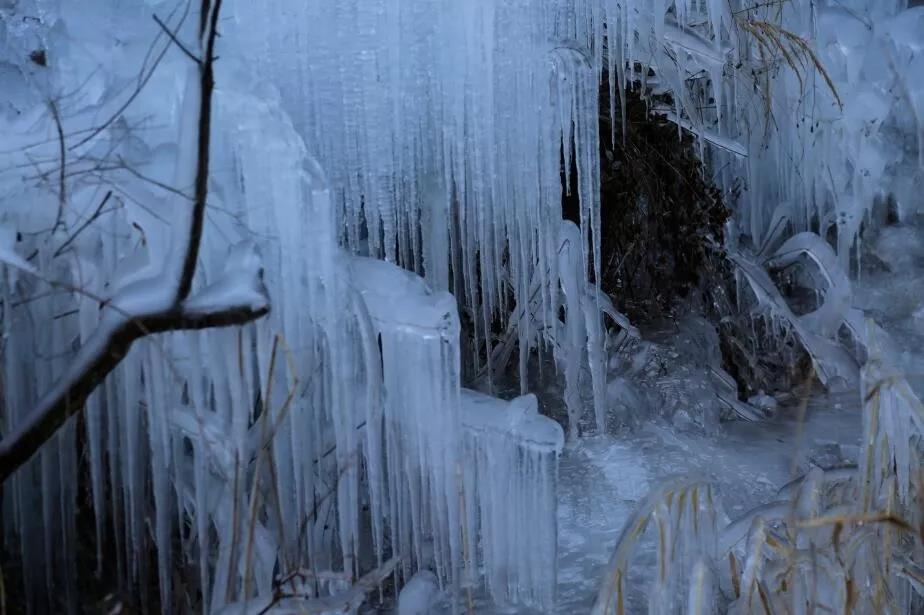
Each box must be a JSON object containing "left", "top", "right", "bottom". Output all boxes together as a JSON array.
[{"left": 0, "top": 0, "right": 262, "bottom": 483}]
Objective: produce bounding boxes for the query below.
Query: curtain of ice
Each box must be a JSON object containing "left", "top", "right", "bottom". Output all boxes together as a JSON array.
[
  {"left": 5, "top": 0, "right": 921, "bottom": 611},
  {"left": 228, "top": 0, "right": 610, "bottom": 434},
  {"left": 460, "top": 390, "right": 564, "bottom": 607},
  {"left": 228, "top": 0, "right": 913, "bottom": 434},
  {"left": 2, "top": 47, "right": 565, "bottom": 609}
]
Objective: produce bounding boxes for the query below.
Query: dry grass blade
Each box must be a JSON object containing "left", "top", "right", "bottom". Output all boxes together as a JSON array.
[
  {"left": 738, "top": 18, "right": 844, "bottom": 110},
  {"left": 796, "top": 513, "right": 921, "bottom": 542},
  {"left": 778, "top": 28, "right": 844, "bottom": 109},
  {"left": 592, "top": 479, "right": 716, "bottom": 615},
  {"left": 730, "top": 552, "right": 741, "bottom": 598},
  {"left": 242, "top": 335, "right": 281, "bottom": 601}
]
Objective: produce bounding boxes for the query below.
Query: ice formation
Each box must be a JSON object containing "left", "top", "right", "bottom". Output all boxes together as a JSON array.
[
  {"left": 397, "top": 570, "right": 441, "bottom": 615},
  {"left": 226, "top": 0, "right": 612, "bottom": 434},
  {"left": 1, "top": 0, "right": 923, "bottom": 612},
  {"left": 461, "top": 389, "right": 564, "bottom": 607},
  {"left": 351, "top": 258, "right": 564, "bottom": 607},
  {"left": 734, "top": 2, "right": 924, "bottom": 262},
  {"left": 1, "top": 4, "right": 568, "bottom": 605},
  {"left": 223, "top": 0, "right": 924, "bottom": 433}
]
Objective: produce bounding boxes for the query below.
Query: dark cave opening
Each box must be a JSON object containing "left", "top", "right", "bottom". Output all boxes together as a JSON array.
[{"left": 562, "top": 75, "right": 730, "bottom": 324}]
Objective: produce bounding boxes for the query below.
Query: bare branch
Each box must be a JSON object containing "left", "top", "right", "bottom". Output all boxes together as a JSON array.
[
  {"left": 0, "top": 299, "right": 268, "bottom": 483},
  {"left": 247, "top": 557, "right": 401, "bottom": 615},
  {"left": 178, "top": 0, "right": 223, "bottom": 301},
  {"left": 53, "top": 190, "right": 113, "bottom": 257},
  {"left": 153, "top": 13, "right": 202, "bottom": 66},
  {"left": 49, "top": 100, "right": 66, "bottom": 231}
]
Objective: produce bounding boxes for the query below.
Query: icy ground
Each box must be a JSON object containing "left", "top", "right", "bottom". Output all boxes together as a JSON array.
[{"left": 551, "top": 388, "right": 860, "bottom": 614}]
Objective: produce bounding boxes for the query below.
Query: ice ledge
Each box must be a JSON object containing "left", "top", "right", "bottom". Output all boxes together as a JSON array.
[{"left": 461, "top": 388, "right": 565, "bottom": 454}]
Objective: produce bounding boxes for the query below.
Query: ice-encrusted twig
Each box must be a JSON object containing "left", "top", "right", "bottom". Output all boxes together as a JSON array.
[
  {"left": 0, "top": 259, "right": 268, "bottom": 483},
  {"left": 0, "top": 0, "right": 267, "bottom": 484}
]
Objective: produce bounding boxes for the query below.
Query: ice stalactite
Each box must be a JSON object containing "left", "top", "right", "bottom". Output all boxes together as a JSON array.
[
  {"left": 350, "top": 256, "right": 464, "bottom": 587},
  {"left": 1, "top": 257, "right": 81, "bottom": 611},
  {"left": 213, "top": 74, "right": 374, "bottom": 595},
  {"left": 557, "top": 222, "right": 587, "bottom": 437},
  {"left": 227, "top": 0, "right": 612, "bottom": 434},
  {"left": 35, "top": 62, "right": 563, "bottom": 611}
]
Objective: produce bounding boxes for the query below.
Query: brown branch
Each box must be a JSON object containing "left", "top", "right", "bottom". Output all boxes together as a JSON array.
[
  {"left": 0, "top": 0, "right": 265, "bottom": 483},
  {"left": 178, "top": 0, "right": 222, "bottom": 301},
  {"left": 151, "top": 302, "right": 269, "bottom": 331},
  {"left": 152, "top": 13, "right": 202, "bottom": 66},
  {"left": 0, "top": 300, "right": 268, "bottom": 483},
  {"left": 53, "top": 190, "right": 113, "bottom": 257},
  {"left": 49, "top": 100, "right": 66, "bottom": 231},
  {"left": 253, "top": 557, "right": 400, "bottom": 615}
]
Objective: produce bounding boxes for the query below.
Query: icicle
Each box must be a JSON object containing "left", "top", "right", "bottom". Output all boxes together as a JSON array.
[
  {"left": 143, "top": 341, "right": 173, "bottom": 611},
  {"left": 77, "top": 293, "right": 105, "bottom": 571},
  {"left": 119, "top": 352, "right": 145, "bottom": 581},
  {"left": 557, "top": 221, "right": 587, "bottom": 438},
  {"left": 351, "top": 256, "right": 464, "bottom": 585},
  {"left": 186, "top": 332, "right": 212, "bottom": 614}
]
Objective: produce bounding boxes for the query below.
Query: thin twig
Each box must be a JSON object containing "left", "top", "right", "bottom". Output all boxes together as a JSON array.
[
  {"left": 70, "top": 2, "right": 191, "bottom": 151},
  {"left": 242, "top": 335, "right": 280, "bottom": 601},
  {"left": 49, "top": 100, "right": 67, "bottom": 231},
  {"left": 153, "top": 13, "right": 202, "bottom": 65},
  {"left": 115, "top": 157, "right": 193, "bottom": 200},
  {"left": 53, "top": 191, "right": 113, "bottom": 257}
]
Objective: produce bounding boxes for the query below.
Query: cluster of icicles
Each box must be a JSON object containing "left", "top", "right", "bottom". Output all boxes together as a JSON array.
[
  {"left": 229, "top": 0, "right": 923, "bottom": 432},
  {"left": 2, "top": 0, "right": 922, "bottom": 612},
  {"left": 2, "top": 69, "right": 566, "bottom": 612}
]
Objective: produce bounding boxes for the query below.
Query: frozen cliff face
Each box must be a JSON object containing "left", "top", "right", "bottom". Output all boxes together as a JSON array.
[
  {"left": 1, "top": 0, "right": 923, "bottom": 612},
  {"left": 1, "top": 46, "right": 567, "bottom": 608},
  {"left": 225, "top": 0, "right": 612, "bottom": 433},
  {"left": 222, "top": 0, "right": 923, "bottom": 436}
]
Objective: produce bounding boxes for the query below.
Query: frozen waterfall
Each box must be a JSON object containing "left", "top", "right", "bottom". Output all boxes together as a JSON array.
[{"left": 1, "top": 0, "right": 922, "bottom": 612}]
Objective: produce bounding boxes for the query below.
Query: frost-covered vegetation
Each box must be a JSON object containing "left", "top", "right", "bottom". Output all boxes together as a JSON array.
[{"left": 0, "top": 0, "right": 922, "bottom": 613}]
